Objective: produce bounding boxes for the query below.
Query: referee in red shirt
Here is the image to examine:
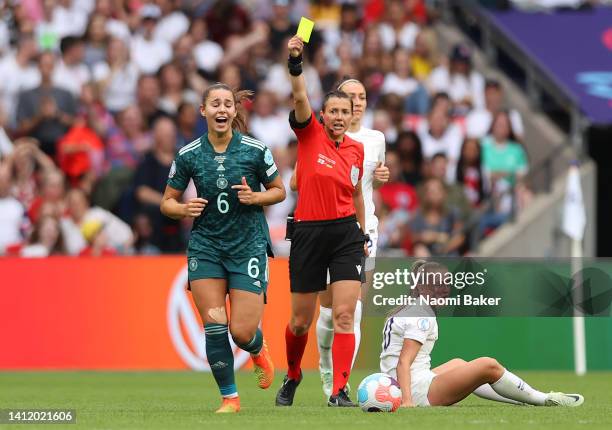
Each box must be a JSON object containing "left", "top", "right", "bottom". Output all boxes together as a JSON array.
[{"left": 275, "top": 36, "right": 367, "bottom": 408}]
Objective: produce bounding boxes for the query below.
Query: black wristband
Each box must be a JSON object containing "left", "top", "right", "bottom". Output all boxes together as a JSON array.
[
  {"left": 288, "top": 54, "right": 303, "bottom": 76},
  {"left": 364, "top": 233, "right": 371, "bottom": 245}
]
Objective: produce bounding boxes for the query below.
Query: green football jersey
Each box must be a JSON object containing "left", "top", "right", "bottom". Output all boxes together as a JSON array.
[{"left": 167, "top": 131, "right": 279, "bottom": 258}]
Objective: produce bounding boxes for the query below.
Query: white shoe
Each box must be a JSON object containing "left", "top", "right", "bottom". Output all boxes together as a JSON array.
[
  {"left": 544, "top": 392, "right": 584, "bottom": 407},
  {"left": 320, "top": 369, "right": 332, "bottom": 397}
]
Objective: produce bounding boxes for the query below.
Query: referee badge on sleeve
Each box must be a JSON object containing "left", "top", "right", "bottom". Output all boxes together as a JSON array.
[{"left": 350, "top": 165, "right": 360, "bottom": 186}]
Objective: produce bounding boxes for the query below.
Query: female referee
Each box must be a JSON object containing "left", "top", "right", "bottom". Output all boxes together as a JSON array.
[
  {"left": 161, "top": 83, "right": 286, "bottom": 413},
  {"left": 314, "top": 77, "right": 390, "bottom": 397},
  {"left": 380, "top": 261, "right": 584, "bottom": 408},
  {"left": 275, "top": 36, "right": 367, "bottom": 408}
]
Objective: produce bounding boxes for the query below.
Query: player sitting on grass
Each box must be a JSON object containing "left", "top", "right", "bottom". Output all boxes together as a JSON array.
[{"left": 380, "top": 260, "right": 585, "bottom": 408}]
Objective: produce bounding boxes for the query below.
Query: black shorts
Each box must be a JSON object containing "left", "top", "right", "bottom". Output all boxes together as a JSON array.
[{"left": 289, "top": 215, "right": 365, "bottom": 293}]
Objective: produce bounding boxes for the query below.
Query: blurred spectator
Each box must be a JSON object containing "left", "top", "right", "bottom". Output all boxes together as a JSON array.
[
  {"left": 136, "top": 75, "right": 167, "bottom": 128},
  {"left": 75, "top": 82, "right": 114, "bottom": 149},
  {"left": 157, "top": 62, "right": 199, "bottom": 116},
  {"left": 378, "top": 0, "right": 420, "bottom": 51},
  {"left": 105, "top": 105, "right": 152, "bottom": 171},
  {"left": 36, "top": 0, "right": 74, "bottom": 51},
  {"left": 310, "top": 0, "right": 341, "bottom": 30},
  {"left": 323, "top": 3, "right": 364, "bottom": 68},
  {"left": 78, "top": 219, "right": 117, "bottom": 256},
  {"left": 154, "top": 0, "right": 190, "bottom": 44},
  {"left": 410, "top": 177, "right": 465, "bottom": 257},
  {"left": 176, "top": 102, "right": 200, "bottom": 148},
  {"left": 456, "top": 137, "right": 485, "bottom": 207},
  {"left": 249, "top": 89, "right": 293, "bottom": 150},
  {"left": 416, "top": 99, "right": 463, "bottom": 182},
  {"left": 92, "top": 37, "right": 139, "bottom": 113},
  {"left": 173, "top": 34, "right": 208, "bottom": 96},
  {"left": 0, "top": 164, "right": 24, "bottom": 254},
  {"left": 16, "top": 51, "right": 77, "bottom": 158},
  {"left": 130, "top": 212, "right": 161, "bottom": 255},
  {"left": 190, "top": 19, "right": 224, "bottom": 76},
  {"left": 53, "top": 36, "right": 91, "bottom": 97},
  {"left": 379, "top": 150, "right": 419, "bottom": 213},
  {"left": 395, "top": 130, "right": 424, "bottom": 186},
  {"left": 56, "top": 115, "right": 105, "bottom": 188},
  {"left": 410, "top": 28, "right": 438, "bottom": 81},
  {"left": 0, "top": 110, "right": 13, "bottom": 157},
  {"left": 0, "top": 35, "right": 40, "bottom": 128},
  {"left": 133, "top": 117, "right": 184, "bottom": 252},
  {"left": 20, "top": 214, "right": 66, "bottom": 257},
  {"left": 428, "top": 43, "right": 486, "bottom": 113},
  {"left": 130, "top": 4, "right": 172, "bottom": 74},
  {"left": 28, "top": 168, "right": 66, "bottom": 223},
  {"left": 93, "top": 0, "right": 130, "bottom": 41},
  {"left": 62, "top": 188, "right": 133, "bottom": 255},
  {"left": 3, "top": 138, "right": 56, "bottom": 208},
  {"left": 381, "top": 48, "right": 429, "bottom": 114},
  {"left": 268, "top": 0, "right": 296, "bottom": 52},
  {"left": 422, "top": 152, "right": 472, "bottom": 222},
  {"left": 204, "top": 0, "right": 251, "bottom": 46},
  {"left": 466, "top": 79, "right": 524, "bottom": 140},
  {"left": 83, "top": 13, "right": 109, "bottom": 67},
  {"left": 479, "top": 111, "right": 529, "bottom": 233}
]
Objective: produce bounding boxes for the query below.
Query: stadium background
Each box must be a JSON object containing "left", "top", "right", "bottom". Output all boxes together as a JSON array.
[{"left": 1, "top": 0, "right": 612, "bottom": 426}]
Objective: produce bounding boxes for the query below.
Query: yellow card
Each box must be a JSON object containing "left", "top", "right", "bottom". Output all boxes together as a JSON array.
[{"left": 296, "top": 17, "right": 314, "bottom": 43}]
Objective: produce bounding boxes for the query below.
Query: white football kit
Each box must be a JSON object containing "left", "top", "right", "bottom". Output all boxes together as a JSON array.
[
  {"left": 346, "top": 126, "right": 386, "bottom": 272},
  {"left": 379, "top": 315, "right": 439, "bottom": 406}
]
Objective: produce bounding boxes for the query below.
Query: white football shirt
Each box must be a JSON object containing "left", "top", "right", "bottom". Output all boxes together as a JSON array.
[
  {"left": 346, "top": 127, "right": 386, "bottom": 233},
  {"left": 379, "top": 315, "right": 439, "bottom": 379}
]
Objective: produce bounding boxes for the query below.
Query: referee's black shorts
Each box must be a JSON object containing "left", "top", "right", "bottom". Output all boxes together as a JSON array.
[{"left": 289, "top": 215, "right": 365, "bottom": 293}]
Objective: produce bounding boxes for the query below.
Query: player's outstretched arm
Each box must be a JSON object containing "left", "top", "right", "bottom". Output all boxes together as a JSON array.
[
  {"left": 397, "top": 338, "right": 422, "bottom": 408},
  {"left": 287, "top": 36, "right": 311, "bottom": 123},
  {"left": 160, "top": 185, "right": 207, "bottom": 219}
]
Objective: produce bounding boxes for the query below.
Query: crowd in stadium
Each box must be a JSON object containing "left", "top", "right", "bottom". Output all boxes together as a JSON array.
[{"left": 0, "top": 0, "right": 533, "bottom": 258}]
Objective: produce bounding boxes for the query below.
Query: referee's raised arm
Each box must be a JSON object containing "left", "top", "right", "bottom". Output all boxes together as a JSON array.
[{"left": 287, "top": 36, "right": 311, "bottom": 123}]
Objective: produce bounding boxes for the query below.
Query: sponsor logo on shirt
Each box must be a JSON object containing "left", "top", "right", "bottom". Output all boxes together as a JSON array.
[{"left": 317, "top": 153, "right": 336, "bottom": 168}]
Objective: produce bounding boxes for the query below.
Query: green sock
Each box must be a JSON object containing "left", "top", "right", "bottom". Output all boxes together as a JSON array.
[
  {"left": 205, "top": 324, "right": 237, "bottom": 397},
  {"left": 234, "top": 328, "right": 263, "bottom": 355}
]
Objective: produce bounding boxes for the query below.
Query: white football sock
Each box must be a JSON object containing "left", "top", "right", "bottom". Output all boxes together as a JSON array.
[
  {"left": 316, "top": 305, "right": 334, "bottom": 371},
  {"left": 473, "top": 384, "right": 522, "bottom": 405},
  {"left": 351, "top": 300, "right": 362, "bottom": 368},
  {"left": 490, "top": 369, "right": 547, "bottom": 406}
]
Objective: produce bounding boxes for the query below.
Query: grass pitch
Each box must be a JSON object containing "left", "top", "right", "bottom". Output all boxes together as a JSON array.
[{"left": 1, "top": 370, "right": 611, "bottom": 430}]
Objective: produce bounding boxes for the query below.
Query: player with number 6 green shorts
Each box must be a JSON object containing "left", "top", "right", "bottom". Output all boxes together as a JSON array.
[{"left": 161, "top": 83, "right": 286, "bottom": 413}]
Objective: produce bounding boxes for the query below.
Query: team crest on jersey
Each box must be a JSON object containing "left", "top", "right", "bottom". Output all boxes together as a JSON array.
[
  {"left": 216, "top": 177, "right": 228, "bottom": 189},
  {"left": 350, "top": 165, "right": 360, "bottom": 186},
  {"left": 417, "top": 318, "right": 430, "bottom": 331},
  {"left": 169, "top": 160, "right": 176, "bottom": 178},
  {"left": 189, "top": 258, "right": 198, "bottom": 272},
  {"left": 264, "top": 148, "right": 274, "bottom": 165}
]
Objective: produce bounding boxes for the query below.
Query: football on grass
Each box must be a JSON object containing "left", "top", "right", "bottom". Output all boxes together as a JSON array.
[{"left": 357, "top": 373, "right": 402, "bottom": 412}]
